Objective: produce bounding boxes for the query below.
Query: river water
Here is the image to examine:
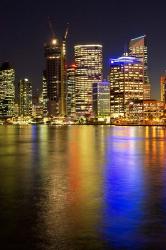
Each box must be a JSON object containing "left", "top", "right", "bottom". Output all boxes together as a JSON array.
[{"left": 0, "top": 125, "right": 166, "bottom": 250}]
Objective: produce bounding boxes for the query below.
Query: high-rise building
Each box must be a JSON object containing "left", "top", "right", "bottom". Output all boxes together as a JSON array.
[
  {"left": 93, "top": 81, "right": 110, "bottom": 118},
  {"left": 66, "top": 64, "right": 76, "bottom": 116},
  {"left": 42, "top": 70, "right": 48, "bottom": 116},
  {"left": 160, "top": 74, "right": 166, "bottom": 103},
  {"left": 109, "top": 55, "right": 144, "bottom": 118},
  {"left": 18, "top": 78, "right": 32, "bottom": 117},
  {"left": 74, "top": 44, "right": 103, "bottom": 116},
  {"left": 129, "top": 35, "right": 151, "bottom": 99},
  {"left": 0, "top": 62, "right": 15, "bottom": 117},
  {"left": 31, "top": 89, "right": 43, "bottom": 118},
  {"left": 44, "top": 36, "right": 66, "bottom": 117}
]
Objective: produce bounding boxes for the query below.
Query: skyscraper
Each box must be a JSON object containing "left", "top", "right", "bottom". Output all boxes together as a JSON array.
[
  {"left": 18, "top": 78, "right": 32, "bottom": 117},
  {"left": 0, "top": 62, "right": 15, "bottom": 117},
  {"left": 44, "top": 38, "right": 62, "bottom": 116},
  {"left": 42, "top": 70, "right": 48, "bottom": 116},
  {"left": 74, "top": 44, "right": 103, "bottom": 116},
  {"left": 109, "top": 55, "right": 144, "bottom": 118},
  {"left": 93, "top": 81, "right": 110, "bottom": 118},
  {"left": 160, "top": 74, "right": 166, "bottom": 103},
  {"left": 66, "top": 64, "right": 76, "bottom": 116},
  {"left": 129, "top": 35, "right": 151, "bottom": 100},
  {"left": 44, "top": 36, "right": 67, "bottom": 117}
]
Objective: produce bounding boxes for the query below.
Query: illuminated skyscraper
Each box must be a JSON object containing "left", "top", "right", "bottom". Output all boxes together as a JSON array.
[
  {"left": 93, "top": 81, "right": 110, "bottom": 118},
  {"left": 129, "top": 35, "right": 151, "bottom": 99},
  {"left": 44, "top": 36, "right": 67, "bottom": 117},
  {"left": 74, "top": 44, "right": 103, "bottom": 116},
  {"left": 44, "top": 38, "right": 62, "bottom": 116},
  {"left": 109, "top": 55, "right": 144, "bottom": 118},
  {"left": 0, "top": 62, "right": 15, "bottom": 117},
  {"left": 160, "top": 74, "right": 166, "bottom": 103},
  {"left": 42, "top": 70, "right": 48, "bottom": 116},
  {"left": 18, "top": 78, "right": 32, "bottom": 117},
  {"left": 66, "top": 64, "right": 76, "bottom": 116}
]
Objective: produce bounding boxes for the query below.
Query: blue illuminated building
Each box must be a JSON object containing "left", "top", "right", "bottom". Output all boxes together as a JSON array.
[
  {"left": 109, "top": 54, "right": 144, "bottom": 118},
  {"left": 110, "top": 56, "right": 141, "bottom": 66}
]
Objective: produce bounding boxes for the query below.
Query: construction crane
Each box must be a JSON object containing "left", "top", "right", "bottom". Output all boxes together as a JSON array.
[
  {"left": 48, "top": 16, "right": 56, "bottom": 39},
  {"left": 63, "top": 23, "right": 69, "bottom": 41},
  {"left": 62, "top": 23, "right": 69, "bottom": 57}
]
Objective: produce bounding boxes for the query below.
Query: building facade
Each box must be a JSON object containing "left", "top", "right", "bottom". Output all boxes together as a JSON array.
[
  {"left": 18, "top": 78, "right": 32, "bottom": 117},
  {"left": 109, "top": 56, "right": 144, "bottom": 118},
  {"left": 0, "top": 62, "right": 15, "bottom": 117},
  {"left": 66, "top": 64, "right": 76, "bottom": 116},
  {"left": 129, "top": 35, "right": 151, "bottom": 100},
  {"left": 42, "top": 70, "right": 48, "bottom": 116},
  {"left": 160, "top": 75, "right": 166, "bottom": 103},
  {"left": 74, "top": 44, "right": 103, "bottom": 116},
  {"left": 128, "top": 100, "right": 165, "bottom": 122},
  {"left": 93, "top": 81, "right": 110, "bottom": 118}
]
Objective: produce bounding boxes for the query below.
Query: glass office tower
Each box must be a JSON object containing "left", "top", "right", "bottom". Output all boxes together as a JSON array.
[{"left": 93, "top": 81, "right": 110, "bottom": 117}]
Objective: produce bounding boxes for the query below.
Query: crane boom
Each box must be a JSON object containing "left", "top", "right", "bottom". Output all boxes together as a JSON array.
[
  {"left": 48, "top": 16, "right": 56, "bottom": 38},
  {"left": 64, "top": 23, "right": 69, "bottom": 41}
]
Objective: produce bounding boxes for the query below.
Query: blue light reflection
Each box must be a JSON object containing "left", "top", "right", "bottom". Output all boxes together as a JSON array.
[{"left": 101, "top": 127, "right": 145, "bottom": 249}]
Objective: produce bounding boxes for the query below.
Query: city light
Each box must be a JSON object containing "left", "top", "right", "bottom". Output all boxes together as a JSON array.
[
  {"left": 52, "top": 39, "right": 57, "bottom": 45},
  {"left": 0, "top": 33, "right": 165, "bottom": 126}
]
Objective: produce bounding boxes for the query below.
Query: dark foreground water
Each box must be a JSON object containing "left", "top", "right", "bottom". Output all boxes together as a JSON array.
[{"left": 1, "top": 125, "right": 166, "bottom": 250}]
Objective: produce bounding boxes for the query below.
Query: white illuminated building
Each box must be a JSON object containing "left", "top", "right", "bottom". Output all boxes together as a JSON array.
[
  {"left": 109, "top": 55, "right": 144, "bottom": 118},
  {"left": 18, "top": 78, "right": 32, "bottom": 117},
  {"left": 74, "top": 44, "right": 103, "bottom": 116},
  {"left": 0, "top": 62, "right": 15, "bottom": 117}
]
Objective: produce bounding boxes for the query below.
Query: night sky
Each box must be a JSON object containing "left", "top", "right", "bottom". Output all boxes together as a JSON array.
[{"left": 0, "top": 0, "right": 166, "bottom": 99}]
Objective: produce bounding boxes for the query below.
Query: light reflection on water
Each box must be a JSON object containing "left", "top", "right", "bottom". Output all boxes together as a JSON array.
[{"left": 0, "top": 125, "right": 166, "bottom": 249}]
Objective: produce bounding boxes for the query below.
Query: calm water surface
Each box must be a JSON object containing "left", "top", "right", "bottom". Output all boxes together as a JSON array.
[{"left": 0, "top": 125, "right": 166, "bottom": 250}]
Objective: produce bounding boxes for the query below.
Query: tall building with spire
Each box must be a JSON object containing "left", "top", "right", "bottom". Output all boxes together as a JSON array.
[
  {"left": 129, "top": 35, "right": 151, "bottom": 100},
  {"left": 74, "top": 44, "right": 103, "bottom": 116},
  {"left": 0, "top": 62, "right": 15, "bottom": 117}
]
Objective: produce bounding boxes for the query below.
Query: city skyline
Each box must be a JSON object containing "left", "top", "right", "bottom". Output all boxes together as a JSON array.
[{"left": 1, "top": 0, "right": 166, "bottom": 100}]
